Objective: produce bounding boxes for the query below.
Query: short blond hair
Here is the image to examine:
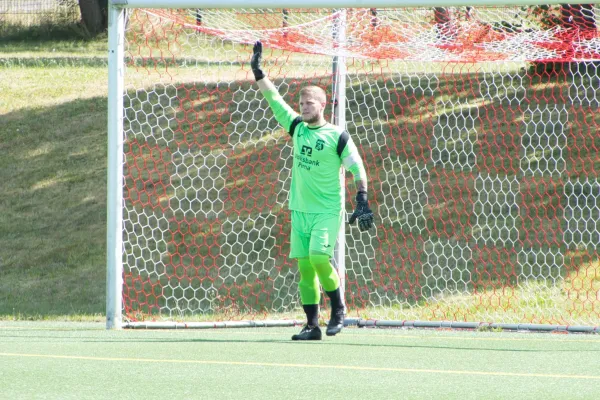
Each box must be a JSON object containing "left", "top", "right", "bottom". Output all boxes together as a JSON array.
[{"left": 299, "top": 86, "right": 327, "bottom": 104}]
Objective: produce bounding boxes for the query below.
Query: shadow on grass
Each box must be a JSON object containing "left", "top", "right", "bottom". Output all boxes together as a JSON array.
[
  {"left": 5, "top": 334, "right": 598, "bottom": 353},
  {"left": 0, "top": 95, "right": 108, "bottom": 316},
  {"left": 0, "top": 23, "right": 94, "bottom": 42}
]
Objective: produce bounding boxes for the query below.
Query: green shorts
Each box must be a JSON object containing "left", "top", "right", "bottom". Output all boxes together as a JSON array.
[{"left": 289, "top": 210, "right": 343, "bottom": 259}]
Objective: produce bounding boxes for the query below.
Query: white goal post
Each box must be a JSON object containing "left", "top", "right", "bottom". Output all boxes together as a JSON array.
[{"left": 107, "top": 0, "right": 600, "bottom": 331}]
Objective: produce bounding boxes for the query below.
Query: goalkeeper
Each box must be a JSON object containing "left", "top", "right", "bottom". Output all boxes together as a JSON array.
[{"left": 250, "top": 41, "right": 375, "bottom": 341}]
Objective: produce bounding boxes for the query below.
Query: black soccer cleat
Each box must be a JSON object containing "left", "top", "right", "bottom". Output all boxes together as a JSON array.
[
  {"left": 326, "top": 307, "right": 346, "bottom": 336},
  {"left": 291, "top": 325, "right": 322, "bottom": 341}
]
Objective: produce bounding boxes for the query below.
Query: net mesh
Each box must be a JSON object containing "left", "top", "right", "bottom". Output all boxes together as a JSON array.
[
  {"left": 121, "top": 6, "right": 600, "bottom": 325},
  {"left": 148, "top": 6, "right": 600, "bottom": 61}
]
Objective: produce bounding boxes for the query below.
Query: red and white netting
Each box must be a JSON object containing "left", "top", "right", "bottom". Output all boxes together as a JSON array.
[
  {"left": 147, "top": 6, "right": 600, "bottom": 61},
  {"left": 121, "top": 6, "right": 600, "bottom": 326}
]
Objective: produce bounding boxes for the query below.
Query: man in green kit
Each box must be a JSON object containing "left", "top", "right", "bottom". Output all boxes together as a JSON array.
[{"left": 250, "top": 41, "right": 375, "bottom": 340}]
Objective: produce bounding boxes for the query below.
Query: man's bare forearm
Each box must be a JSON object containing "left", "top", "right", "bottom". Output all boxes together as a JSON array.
[{"left": 257, "top": 77, "right": 277, "bottom": 94}]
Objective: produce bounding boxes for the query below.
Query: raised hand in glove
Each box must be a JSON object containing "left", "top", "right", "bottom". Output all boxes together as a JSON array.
[
  {"left": 251, "top": 41, "right": 265, "bottom": 81},
  {"left": 348, "top": 191, "right": 374, "bottom": 232}
]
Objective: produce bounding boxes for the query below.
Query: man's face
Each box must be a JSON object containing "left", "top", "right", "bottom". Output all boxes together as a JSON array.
[{"left": 299, "top": 94, "right": 324, "bottom": 124}]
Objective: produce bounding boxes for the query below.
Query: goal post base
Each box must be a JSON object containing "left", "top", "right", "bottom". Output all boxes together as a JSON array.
[
  {"left": 123, "top": 318, "right": 599, "bottom": 334},
  {"left": 355, "top": 320, "right": 600, "bottom": 334}
]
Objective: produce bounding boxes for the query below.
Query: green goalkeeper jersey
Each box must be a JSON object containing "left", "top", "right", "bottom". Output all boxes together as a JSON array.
[{"left": 262, "top": 89, "right": 363, "bottom": 214}]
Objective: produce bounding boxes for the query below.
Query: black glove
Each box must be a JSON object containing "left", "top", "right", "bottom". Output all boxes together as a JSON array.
[
  {"left": 251, "top": 41, "right": 265, "bottom": 81},
  {"left": 348, "top": 191, "right": 374, "bottom": 232}
]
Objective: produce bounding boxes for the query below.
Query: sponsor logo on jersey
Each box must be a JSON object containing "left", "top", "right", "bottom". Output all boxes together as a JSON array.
[
  {"left": 301, "top": 145, "right": 313, "bottom": 157},
  {"left": 295, "top": 151, "right": 320, "bottom": 171},
  {"left": 316, "top": 139, "right": 324, "bottom": 151}
]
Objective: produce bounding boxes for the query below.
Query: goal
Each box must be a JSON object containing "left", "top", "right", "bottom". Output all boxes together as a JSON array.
[{"left": 107, "top": 1, "right": 600, "bottom": 331}]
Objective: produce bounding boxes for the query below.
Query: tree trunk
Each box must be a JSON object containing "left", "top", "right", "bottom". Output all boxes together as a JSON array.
[
  {"left": 434, "top": 7, "right": 454, "bottom": 40},
  {"left": 561, "top": 4, "right": 598, "bottom": 74},
  {"left": 434, "top": 7, "right": 451, "bottom": 25},
  {"left": 530, "top": 4, "right": 598, "bottom": 75},
  {"left": 561, "top": 4, "right": 596, "bottom": 33},
  {"left": 79, "top": 0, "right": 109, "bottom": 36}
]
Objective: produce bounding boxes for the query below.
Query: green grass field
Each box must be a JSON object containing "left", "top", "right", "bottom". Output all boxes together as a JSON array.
[
  {"left": 0, "top": 40, "right": 108, "bottom": 318},
  {"left": 1, "top": 10, "right": 600, "bottom": 400},
  {"left": 2, "top": 321, "right": 600, "bottom": 399}
]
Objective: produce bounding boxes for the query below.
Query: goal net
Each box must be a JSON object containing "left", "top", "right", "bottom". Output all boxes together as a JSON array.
[{"left": 109, "top": 2, "right": 600, "bottom": 329}]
